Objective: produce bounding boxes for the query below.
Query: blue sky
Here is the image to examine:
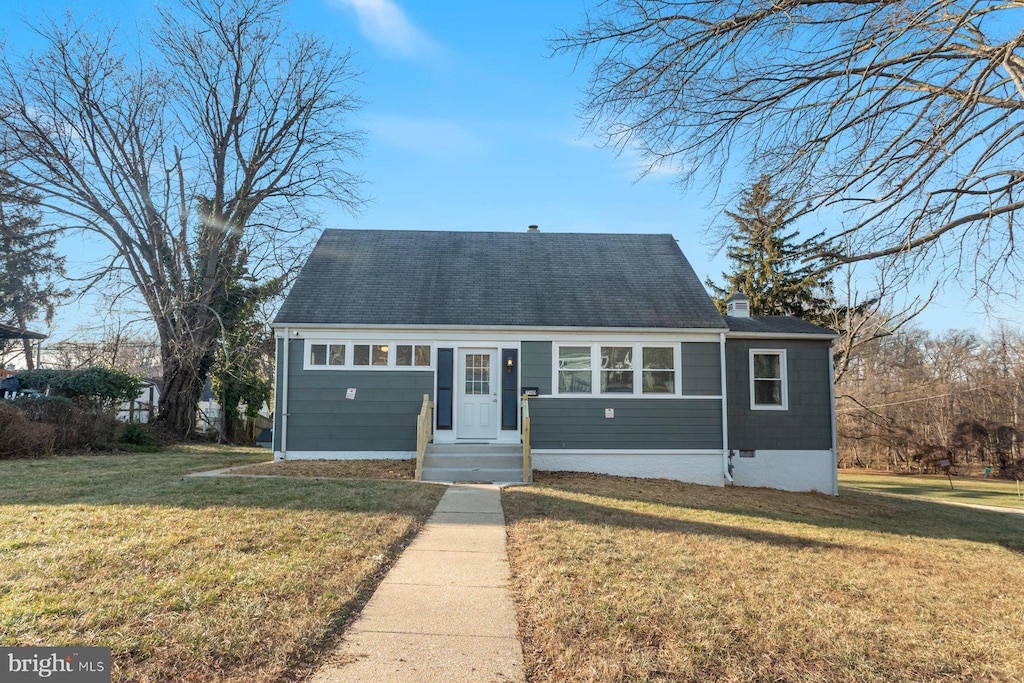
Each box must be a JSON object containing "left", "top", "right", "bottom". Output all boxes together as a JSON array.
[{"left": 1, "top": 0, "right": 1006, "bottom": 339}]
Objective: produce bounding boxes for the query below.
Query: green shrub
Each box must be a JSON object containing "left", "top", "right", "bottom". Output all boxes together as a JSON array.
[
  {"left": 0, "top": 401, "right": 56, "bottom": 458},
  {"left": 119, "top": 422, "right": 161, "bottom": 452},
  {"left": 16, "top": 367, "right": 142, "bottom": 410}
]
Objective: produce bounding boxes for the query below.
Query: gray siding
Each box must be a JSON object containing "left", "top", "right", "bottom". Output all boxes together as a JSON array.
[
  {"left": 283, "top": 340, "right": 433, "bottom": 452},
  {"left": 521, "top": 341, "right": 552, "bottom": 395},
  {"left": 273, "top": 338, "right": 286, "bottom": 451},
  {"left": 726, "top": 339, "right": 832, "bottom": 450},
  {"left": 681, "top": 342, "right": 721, "bottom": 395},
  {"left": 530, "top": 398, "right": 722, "bottom": 450}
]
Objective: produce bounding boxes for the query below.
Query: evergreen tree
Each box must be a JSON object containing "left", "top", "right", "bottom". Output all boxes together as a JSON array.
[
  {"left": 706, "top": 175, "right": 834, "bottom": 326},
  {"left": 0, "top": 172, "right": 70, "bottom": 368}
]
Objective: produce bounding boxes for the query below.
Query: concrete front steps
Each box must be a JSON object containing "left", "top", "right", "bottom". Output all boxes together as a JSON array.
[{"left": 421, "top": 443, "right": 526, "bottom": 483}]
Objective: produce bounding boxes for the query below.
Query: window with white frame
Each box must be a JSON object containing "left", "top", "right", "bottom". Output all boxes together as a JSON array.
[
  {"left": 601, "top": 346, "right": 633, "bottom": 393},
  {"left": 395, "top": 344, "right": 431, "bottom": 367},
  {"left": 309, "top": 343, "right": 346, "bottom": 367},
  {"left": 642, "top": 347, "right": 675, "bottom": 394},
  {"left": 304, "top": 341, "right": 432, "bottom": 369},
  {"left": 554, "top": 343, "right": 678, "bottom": 396},
  {"left": 558, "top": 346, "right": 592, "bottom": 393},
  {"left": 750, "top": 349, "right": 788, "bottom": 409}
]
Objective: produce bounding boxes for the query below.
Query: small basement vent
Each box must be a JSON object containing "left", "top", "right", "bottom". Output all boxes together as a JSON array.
[{"left": 725, "top": 292, "right": 751, "bottom": 317}]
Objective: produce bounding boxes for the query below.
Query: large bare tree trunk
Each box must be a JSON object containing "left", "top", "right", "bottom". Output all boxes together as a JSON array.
[
  {"left": 16, "top": 312, "right": 34, "bottom": 371},
  {"left": 0, "top": 0, "right": 362, "bottom": 436},
  {"left": 159, "top": 354, "right": 206, "bottom": 435}
]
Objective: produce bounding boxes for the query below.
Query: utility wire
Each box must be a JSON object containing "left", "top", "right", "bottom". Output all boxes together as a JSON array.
[{"left": 837, "top": 383, "right": 1002, "bottom": 414}]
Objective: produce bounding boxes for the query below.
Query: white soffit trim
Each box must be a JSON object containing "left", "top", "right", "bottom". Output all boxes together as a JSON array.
[
  {"left": 273, "top": 323, "right": 725, "bottom": 340},
  {"left": 726, "top": 331, "right": 837, "bottom": 341}
]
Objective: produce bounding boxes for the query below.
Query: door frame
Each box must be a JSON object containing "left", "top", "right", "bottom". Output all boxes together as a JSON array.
[{"left": 455, "top": 347, "right": 500, "bottom": 441}]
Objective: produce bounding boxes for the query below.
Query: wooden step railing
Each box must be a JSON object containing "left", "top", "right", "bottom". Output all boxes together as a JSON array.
[
  {"left": 415, "top": 393, "right": 434, "bottom": 481},
  {"left": 522, "top": 393, "right": 532, "bottom": 483}
]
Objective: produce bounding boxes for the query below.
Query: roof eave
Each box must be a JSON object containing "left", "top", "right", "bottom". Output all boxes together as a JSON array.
[
  {"left": 271, "top": 321, "right": 729, "bottom": 334},
  {"left": 725, "top": 331, "right": 837, "bottom": 341}
]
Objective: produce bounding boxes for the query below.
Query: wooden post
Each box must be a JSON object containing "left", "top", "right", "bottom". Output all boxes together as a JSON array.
[
  {"left": 522, "top": 393, "right": 531, "bottom": 484},
  {"left": 415, "top": 393, "right": 432, "bottom": 481}
]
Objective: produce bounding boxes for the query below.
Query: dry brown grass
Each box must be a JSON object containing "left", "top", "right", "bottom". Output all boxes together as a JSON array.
[
  {"left": 503, "top": 471, "right": 1024, "bottom": 683},
  {"left": 0, "top": 448, "right": 444, "bottom": 682},
  {"left": 230, "top": 458, "right": 415, "bottom": 480}
]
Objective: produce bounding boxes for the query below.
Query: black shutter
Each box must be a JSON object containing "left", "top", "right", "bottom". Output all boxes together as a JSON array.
[
  {"left": 501, "top": 348, "right": 518, "bottom": 430},
  {"left": 436, "top": 348, "right": 453, "bottom": 429}
]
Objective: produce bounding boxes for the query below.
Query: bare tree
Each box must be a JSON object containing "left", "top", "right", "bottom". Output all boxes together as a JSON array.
[
  {"left": 0, "top": 0, "right": 363, "bottom": 433},
  {"left": 557, "top": 1, "right": 1024, "bottom": 285},
  {"left": 828, "top": 261, "right": 933, "bottom": 383}
]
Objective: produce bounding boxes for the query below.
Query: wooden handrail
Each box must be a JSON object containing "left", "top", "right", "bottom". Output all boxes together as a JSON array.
[
  {"left": 522, "top": 393, "right": 532, "bottom": 483},
  {"left": 415, "top": 393, "right": 434, "bottom": 481}
]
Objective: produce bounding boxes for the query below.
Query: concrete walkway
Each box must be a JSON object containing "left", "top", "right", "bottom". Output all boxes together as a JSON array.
[{"left": 309, "top": 484, "right": 526, "bottom": 683}]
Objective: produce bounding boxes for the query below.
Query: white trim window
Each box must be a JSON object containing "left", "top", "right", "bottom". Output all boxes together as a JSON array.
[
  {"left": 750, "top": 349, "right": 788, "bottom": 410},
  {"left": 553, "top": 343, "right": 679, "bottom": 396},
  {"left": 309, "top": 343, "right": 347, "bottom": 367},
  {"left": 305, "top": 341, "right": 432, "bottom": 370},
  {"left": 557, "top": 346, "right": 592, "bottom": 393},
  {"left": 641, "top": 346, "right": 675, "bottom": 394}
]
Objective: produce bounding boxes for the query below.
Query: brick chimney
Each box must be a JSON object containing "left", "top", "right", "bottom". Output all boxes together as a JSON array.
[{"left": 527, "top": 225, "right": 539, "bottom": 232}]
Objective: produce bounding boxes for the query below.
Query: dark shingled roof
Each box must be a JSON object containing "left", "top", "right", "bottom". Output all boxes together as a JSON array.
[
  {"left": 273, "top": 229, "right": 728, "bottom": 329},
  {"left": 0, "top": 322, "right": 46, "bottom": 340},
  {"left": 724, "top": 316, "right": 836, "bottom": 336}
]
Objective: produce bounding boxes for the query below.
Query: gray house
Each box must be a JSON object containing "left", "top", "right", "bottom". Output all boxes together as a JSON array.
[{"left": 272, "top": 228, "right": 838, "bottom": 494}]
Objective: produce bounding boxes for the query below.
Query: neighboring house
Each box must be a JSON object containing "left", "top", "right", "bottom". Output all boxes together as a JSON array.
[
  {"left": 116, "top": 378, "right": 161, "bottom": 423},
  {"left": 196, "top": 379, "right": 222, "bottom": 434},
  {"left": 197, "top": 379, "right": 273, "bottom": 437},
  {"left": 271, "top": 228, "right": 838, "bottom": 494}
]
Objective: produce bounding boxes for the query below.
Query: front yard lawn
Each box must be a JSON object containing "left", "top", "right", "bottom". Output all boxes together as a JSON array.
[
  {"left": 231, "top": 458, "right": 415, "bottom": 480},
  {"left": 504, "top": 471, "right": 1024, "bottom": 683},
  {"left": 840, "top": 470, "right": 1024, "bottom": 511},
  {"left": 0, "top": 446, "right": 444, "bottom": 682}
]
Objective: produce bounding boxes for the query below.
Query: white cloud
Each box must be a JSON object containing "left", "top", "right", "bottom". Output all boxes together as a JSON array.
[
  {"left": 371, "top": 116, "right": 485, "bottom": 160},
  {"left": 331, "top": 0, "right": 437, "bottom": 59}
]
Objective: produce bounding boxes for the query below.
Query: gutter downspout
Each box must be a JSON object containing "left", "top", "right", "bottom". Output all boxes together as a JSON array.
[
  {"left": 828, "top": 340, "right": 838, "bottom": 496},
  {"left": 720, "top": 332, "right": 733, "bottom": 486},
  {"left": 279, "top": 328, "right": 290, "bottom": 461}
]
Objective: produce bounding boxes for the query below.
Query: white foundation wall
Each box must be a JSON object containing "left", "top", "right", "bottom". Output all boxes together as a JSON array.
[
  {"left": 730, "top": 449, "right": 836, "bottom": 494},
  {"left": 275, "top": 450, "right": 415, "bottom": 461},
  {"left": 531, "top": 451, "right": 725, "bottom": 487}
]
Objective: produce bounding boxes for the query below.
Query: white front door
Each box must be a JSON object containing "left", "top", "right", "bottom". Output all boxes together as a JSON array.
[{"left": 457, "top": 348, "right": 498, "bottom": 440}]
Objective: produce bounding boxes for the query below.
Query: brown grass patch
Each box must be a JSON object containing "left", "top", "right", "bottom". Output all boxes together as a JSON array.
[
  {"left": 0, "top": 448, "right": 444, "bottom": 682},
  {"left": 504, "top": 471, "right": 1024, "bottom": 683},
  {"left": 230, "top": 458, "right": 415, "bottom": 480}
]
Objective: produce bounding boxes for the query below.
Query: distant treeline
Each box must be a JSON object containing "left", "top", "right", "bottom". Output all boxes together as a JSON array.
[{"left": 837, "top": 327, "right": 1024, "bottom": 478}]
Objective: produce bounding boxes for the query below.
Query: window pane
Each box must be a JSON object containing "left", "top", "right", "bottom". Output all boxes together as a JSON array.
[
  {"left": 754, "top": 354, "right": 780, "bottom": 379},
  {"left": 643, "top": 370, "right": 674, "bottom": 394},
  {"left": 601, "top": 346, "right": 632, "bottom": 370},
  {"left": 310, "top": 344, "right": 327, "bottom": 365},
  {"left": 465, "top": 354, "right": 490, "bottom": 395},
  {"left": 559, "top": 370, "right": 592, "bottom": 393},
  {"left": 415, "top": 345, "right": 431, "bottom": 366},
  {"left": 329, "top": 344, "right": 345, "bottom": 365},
  {"left": 601, "top": 370, "right": 633, "bottom": 393},
  {"left": 396, "top": 345, "right": 412, "bottom": 366},
  {"left": 559, "top": 346, "right": 591, "bottom": 369},
  {"left": 643, "top": 347, "right": 674, "bottom": 369},
  {"left": 754, "top": 379, "right": 782, "bottom": 405},
  {"left": 372, "top": 345, "right": 389, "bottom": 366},
  {"left": 353, "top": 344, "right": 369, "bottom": 365}
]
